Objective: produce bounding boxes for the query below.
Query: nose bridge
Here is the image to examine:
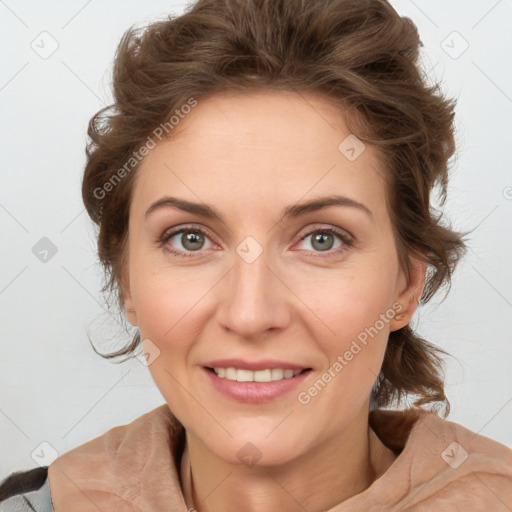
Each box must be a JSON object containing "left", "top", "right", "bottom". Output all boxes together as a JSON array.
[{"left": 217, "top": 236, "right": 289, "bottom": 337}]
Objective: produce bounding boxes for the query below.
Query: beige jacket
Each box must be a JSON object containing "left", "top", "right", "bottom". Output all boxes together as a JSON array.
[{"left": 47, "top": 404, "right": 512, "bottom": 511}]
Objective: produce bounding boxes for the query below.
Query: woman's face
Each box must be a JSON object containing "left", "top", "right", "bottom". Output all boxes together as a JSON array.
[{"left": 123, "top": 90, "right": 423, "bottom": 466}]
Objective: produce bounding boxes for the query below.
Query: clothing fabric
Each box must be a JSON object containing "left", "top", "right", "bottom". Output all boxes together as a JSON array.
[
  {"left": 2, "top": 404, "right": 511, "bottom": 511},
  {"left": 0, "top": 476, "right": 53, "bottom": 512}
]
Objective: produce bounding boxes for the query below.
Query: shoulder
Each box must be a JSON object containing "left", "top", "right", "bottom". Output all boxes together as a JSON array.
[
  {"left": 370, "top": 408, "right": 512, "bottom": 510},
  {"left": 412, "top": 413, "right": 512, "bottom": 509},
  {"left": 0, "top": 467, "right": 54, "bottom": 512},
  {"left": 371, "top": 406, "right": 512, "bottom": 463},
  {"left": 412, "top": 409, "right": 512, "bottom": 469}
]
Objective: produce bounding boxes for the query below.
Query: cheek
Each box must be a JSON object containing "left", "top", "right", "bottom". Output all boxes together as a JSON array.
[
  {"left": 130, "top": 254, "right": 209, "bottom": 342},
  {"left": 300, "top": 259, "right": 398, "bottom": 342},
  {"left": 131, "top": 269, "right": 203, "bottom": 421},
  {"left": 298, "top": 259, "right": 399, "bottom": 397},
  {"left": 129, "top": 263, "right": 213, "bottom": 411},
  {"left": 133, "top": 278, "right": 177, "bottom": 341}
]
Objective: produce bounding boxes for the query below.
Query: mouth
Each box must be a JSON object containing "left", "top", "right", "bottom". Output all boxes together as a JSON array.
[
  {"left": 204, "top": 366, "right": 311, "bottom": 382},
  {"left": 201, "top": 362, "right": 313, "bottom": 403}
]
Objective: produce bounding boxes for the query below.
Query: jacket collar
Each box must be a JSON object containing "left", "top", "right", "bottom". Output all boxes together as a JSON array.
[{"left": 47, "top": 404, "right": 512, "bottom": 511}]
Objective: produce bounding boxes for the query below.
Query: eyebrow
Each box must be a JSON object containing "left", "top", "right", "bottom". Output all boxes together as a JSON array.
[{"left": 144, "top": 194, "right": 373, "bottom": 222}]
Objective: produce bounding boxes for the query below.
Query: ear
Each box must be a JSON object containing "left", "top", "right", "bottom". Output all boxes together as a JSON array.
[
  {"left": 389, "top": 255, "right": 427, "bottom": 332},
  {"left": 120, "top": 273, "right": 139, "bottom": 327}
]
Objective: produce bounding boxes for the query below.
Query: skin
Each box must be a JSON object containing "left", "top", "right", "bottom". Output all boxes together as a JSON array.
[{"left": 122, "top": 89, "right": 426, "bottom": 512}]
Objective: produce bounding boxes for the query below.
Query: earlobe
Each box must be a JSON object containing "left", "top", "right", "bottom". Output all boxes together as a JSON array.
[
  {"left": 125, "top": 302, "right": 138, "bottom": 326},
  {"left": 121, "top": 276, "right": 138, "bottom": 327},
  {"left": 390, "top": 256, "right": 427, "bottom": 331}
]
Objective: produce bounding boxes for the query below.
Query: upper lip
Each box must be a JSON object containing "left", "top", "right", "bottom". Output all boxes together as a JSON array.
[{"left": 203, "top": 359, "right": 310, "bottom": 371}]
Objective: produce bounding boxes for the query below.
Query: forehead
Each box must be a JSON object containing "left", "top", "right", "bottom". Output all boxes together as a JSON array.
[
  {"left": 131, "top": 90, "right": 389, "bottom": 223},
  {"left": 163, "top": 89, "right": 361, "bottom": 158}
]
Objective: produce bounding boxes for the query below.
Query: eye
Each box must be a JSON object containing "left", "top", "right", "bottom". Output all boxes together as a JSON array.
[
  {"left": 158, "top": 225, "right": 215, "bottom": 258},
  {"left": 295, "top": 227, "right": 353, "bottom": 258},
  {"left": 158, "top": 224, "right": 354, "bottom": 259}
]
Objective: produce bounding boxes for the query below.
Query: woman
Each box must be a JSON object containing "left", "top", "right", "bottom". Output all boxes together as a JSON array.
[{"left": 1, "top": 0, "right": 511, "bottom": 510}]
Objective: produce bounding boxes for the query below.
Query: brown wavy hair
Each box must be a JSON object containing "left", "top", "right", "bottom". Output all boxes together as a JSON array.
[{"left": 81, "top": 0, "right": 468, "bottom": 415}]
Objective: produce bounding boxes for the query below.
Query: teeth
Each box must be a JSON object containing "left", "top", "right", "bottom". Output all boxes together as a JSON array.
[
  {"left": 271, "top": 368, "right": 283, "bottom": 380},
  {"left": 255, "top": 369, "right": 271, "bottom": 382},
  {"left": 213, "top": 367, "right": 303, "bottom": 382}
]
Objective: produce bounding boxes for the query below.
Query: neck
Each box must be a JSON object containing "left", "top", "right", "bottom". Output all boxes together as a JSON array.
[{"left": 180, "top": 405, "right": 396, "bottom": 512}]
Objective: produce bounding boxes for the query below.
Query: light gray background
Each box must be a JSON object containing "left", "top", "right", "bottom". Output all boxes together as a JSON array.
[{"left": 1, "top": 0, "right": 511, "bottom": 480}]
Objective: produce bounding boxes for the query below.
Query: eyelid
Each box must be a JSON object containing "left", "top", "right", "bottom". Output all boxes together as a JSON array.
[{"left": 296, "top": 223, "right": 354, "bottom": 242}]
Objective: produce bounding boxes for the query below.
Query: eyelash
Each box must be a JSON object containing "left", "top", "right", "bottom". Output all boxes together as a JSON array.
[{"left": 157, "top": 225, "right": 354, "bottom": 259}]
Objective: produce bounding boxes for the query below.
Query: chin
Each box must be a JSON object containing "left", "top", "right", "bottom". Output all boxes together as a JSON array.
[{"left": 201, "top": 430, "right": 307, "bottom": 469}]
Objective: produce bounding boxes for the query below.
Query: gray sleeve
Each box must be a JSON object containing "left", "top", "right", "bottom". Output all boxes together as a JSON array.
[{"left": 0, "top": 477, "right": 54, "bottom": 512}]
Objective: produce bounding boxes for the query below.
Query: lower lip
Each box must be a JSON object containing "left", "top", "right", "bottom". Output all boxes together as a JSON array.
[{"left": 202, "top": 367, "right": 312, "bottom": 403}]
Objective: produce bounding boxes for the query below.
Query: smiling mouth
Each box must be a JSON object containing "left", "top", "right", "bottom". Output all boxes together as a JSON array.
[{"left": 205, "top": 367, "right": 312, "bottom": 383}]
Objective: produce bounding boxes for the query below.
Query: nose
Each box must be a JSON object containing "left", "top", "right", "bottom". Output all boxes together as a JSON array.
[{"left": 215, "top": 242, "right": 291, "bottom": 341}]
